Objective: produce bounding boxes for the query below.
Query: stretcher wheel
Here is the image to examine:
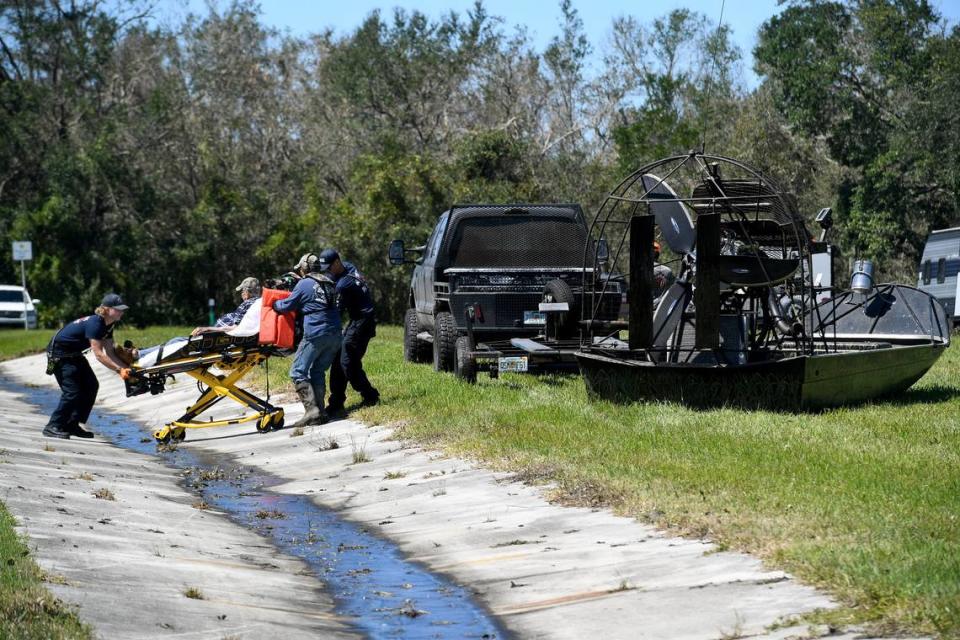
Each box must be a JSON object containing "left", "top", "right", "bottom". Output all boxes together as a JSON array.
[
  {"left": 171, "top": 427, "right": 187, "bottom": 442},
  {"left": 271, "top": 414, "right": 284, "bottom": 431},
  {"left": 256, "top": 414, "right": 273, "bottom": 433},
  {"left": 154, "top": 426, "right": 172, "bottom": 444}
]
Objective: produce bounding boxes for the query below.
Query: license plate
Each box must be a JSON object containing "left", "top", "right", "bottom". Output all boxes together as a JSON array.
[
  {"left": 498, "top": 356, "right": 528, "bottom": 372},
  {"left": 523, "top": 311, "right": 546, "bottom": 326}
]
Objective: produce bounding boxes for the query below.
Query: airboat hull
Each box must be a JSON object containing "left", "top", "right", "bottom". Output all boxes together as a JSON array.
[{"left": 576, "top": 341, "right": 946, "bottom": 411}]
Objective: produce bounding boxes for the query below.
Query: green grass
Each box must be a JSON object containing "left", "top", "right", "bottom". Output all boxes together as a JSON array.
[
  {"left": 0, "top": 328, "right": 56, "bottom": 361},
  {"left": 0, "top": 326, "right": 194, "bottom": 362},
  {"left": 261, "top": 326, "right": 960, "bottom": 639},
  {"left": 0, "top": 503, "right": 92, "bottom": 639},
  {"left": 2, "top": 325, "right": 958, "bottom": 636}
]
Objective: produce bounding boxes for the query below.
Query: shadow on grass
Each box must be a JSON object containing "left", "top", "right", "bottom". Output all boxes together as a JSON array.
[
  {"left": 874, "top": 384, "right": 960, "bottom": 407},
  {"left": 609, "top": 383, "right": 960, "bottom": 416},
  {"left": 484, "top": 371, "right": 580, "bottom": 390},
  {"left": 535, "top": 372, "right": 581, "bottom": 387}
]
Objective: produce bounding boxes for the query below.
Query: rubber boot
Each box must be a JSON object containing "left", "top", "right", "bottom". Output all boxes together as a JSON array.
[
  {"left": 293, "top": 381, "right": 322, "bottom": 428},
  {"left": 325, "top": 391, "right": 345, "bottom": 416},
  {"left": 312, "top": 384, "right": 330, "bottom": 424}
]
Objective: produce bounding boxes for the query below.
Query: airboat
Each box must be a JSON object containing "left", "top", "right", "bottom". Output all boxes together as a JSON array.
[{"left": 576, "top": 152, "right": 949, "bottom": 410}]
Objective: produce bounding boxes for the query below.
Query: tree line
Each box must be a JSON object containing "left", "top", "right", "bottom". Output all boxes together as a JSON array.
[{"left": 0, "top": 0, "right": 956, "bottom": 326}]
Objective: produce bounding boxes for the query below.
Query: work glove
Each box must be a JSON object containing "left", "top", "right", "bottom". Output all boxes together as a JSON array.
[{"left": 119, "top": 368, "right": 133, "bottom": 380}]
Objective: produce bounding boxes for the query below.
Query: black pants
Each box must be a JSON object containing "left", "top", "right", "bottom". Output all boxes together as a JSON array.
[
  {"left": 47, "top": 357, "right": 99, "bottom": 430},
  {"left": 328, "top": 316, "right": 378, "bottom": 407}
]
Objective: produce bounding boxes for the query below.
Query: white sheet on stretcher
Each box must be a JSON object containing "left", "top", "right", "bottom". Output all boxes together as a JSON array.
[
  {"left": 135, "top": 299, "right": 262, "bottom": 368},
  {"left": 226, "top": 297, "right": 262, "bottom": 337}
]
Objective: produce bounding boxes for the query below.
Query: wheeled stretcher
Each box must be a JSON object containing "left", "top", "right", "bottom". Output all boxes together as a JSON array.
[{"left": 124, "top": 289, "right": 296, "bottom": 444}]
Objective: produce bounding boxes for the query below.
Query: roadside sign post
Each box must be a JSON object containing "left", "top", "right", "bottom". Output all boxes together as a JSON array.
[{"left": 11, "top": 241, "right": 32, "bottom": 330}]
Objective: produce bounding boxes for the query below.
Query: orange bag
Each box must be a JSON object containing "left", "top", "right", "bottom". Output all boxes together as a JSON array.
[{"left": 259, "top": 288, "right": 297, "bottom": 349}]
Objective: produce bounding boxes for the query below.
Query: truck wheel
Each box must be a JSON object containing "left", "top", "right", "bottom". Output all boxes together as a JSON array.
[
  {"left": 454, "top": 336, "right": 477, "bottom": 383},
  {"left": 404, "top": 309, "right": 430, "bottom": 363},
  {"left": 432, "top": 311, "right": 457, "bottom": 372},
  {"left": 543, "top": 278, "right": 579, "bottom": 338}
]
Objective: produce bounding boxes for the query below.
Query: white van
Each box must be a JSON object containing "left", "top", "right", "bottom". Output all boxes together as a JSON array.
[
  {"left": 917, "top": 227, "right": 960, "bottom": 322},
  {"left": 0, "top": 285, "right": 39, "bottom": 329}
]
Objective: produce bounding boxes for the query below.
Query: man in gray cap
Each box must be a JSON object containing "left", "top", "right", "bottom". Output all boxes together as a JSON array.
[
  {"left": 192, "top": 277, "right": 262, "bottom": 336},
  {"left": 273, "top": 252, "right": 342, "bottom": 427},
  {"left": 42, "top": 293, "right": 133, "bottom": 439}
]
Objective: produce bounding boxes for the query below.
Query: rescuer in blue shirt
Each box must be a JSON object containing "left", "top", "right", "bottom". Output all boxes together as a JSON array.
[
  {"left": 323, "top": 249, "right": 380, "bottom": 414},
  {"left": 43, "top": 293, "right": 134, "bottom": 439},
  {"left": 272, "top": 253, "right": 342, "bottom": 427}
]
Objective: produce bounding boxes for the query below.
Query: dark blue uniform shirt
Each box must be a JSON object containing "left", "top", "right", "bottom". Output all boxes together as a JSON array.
[
  {"left": 336, "top": 261, "right": 375, "bottom": 319},
  {"left": 273, "top": 274, "right": 341, "bottom": 339},
  {"left": 52, "top": 315, "right": 114, "bottom": 355}
]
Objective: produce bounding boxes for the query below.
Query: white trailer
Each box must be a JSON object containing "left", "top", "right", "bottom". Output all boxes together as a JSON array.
[{"left": 917, "top": 226, "right": 960, "bottom": 322}]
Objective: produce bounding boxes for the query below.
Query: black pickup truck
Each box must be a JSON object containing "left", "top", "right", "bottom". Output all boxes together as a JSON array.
[{"left": 389, "top": 204, "right": 622, "bottom": 373}]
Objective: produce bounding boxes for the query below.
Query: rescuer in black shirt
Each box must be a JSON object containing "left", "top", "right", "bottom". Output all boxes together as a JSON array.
[
  {"left": 323, "top": 249, "right": 380, "bottom": 414},
  {"left": 43, "top": 293, "right": 134, "bottom": 439}
]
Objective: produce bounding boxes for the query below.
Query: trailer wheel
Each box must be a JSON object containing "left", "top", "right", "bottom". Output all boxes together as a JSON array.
[
  {"left": 404, "top": 308, "right": 430, "bottom": 363},
  {"left": 543, "top": 278, "right": 578, "bottom": 338},
  {"left": 433, "top": 311, "right": 458, "bottom": 372},
  {"left": 454, "top": 336, "right": 477, "bottom": 383}
]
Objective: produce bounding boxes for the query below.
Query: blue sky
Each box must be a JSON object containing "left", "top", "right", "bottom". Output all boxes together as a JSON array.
[{"left": 162, "top": 0, "right": 960, "bottom": 87}]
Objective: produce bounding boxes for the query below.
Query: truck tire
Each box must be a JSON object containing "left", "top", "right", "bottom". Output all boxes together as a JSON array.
[
  {"left": 404, "top": 308, "right": 430, "bottom": 363},
  {"left": 432, "top": 311, "right": 457, "bottom": 372},
  {"left": 543, "top": 278, "right": 579, "bottom": 338},
  {"left": 454, "top": 336, "right": 477, "bottom": 383}
]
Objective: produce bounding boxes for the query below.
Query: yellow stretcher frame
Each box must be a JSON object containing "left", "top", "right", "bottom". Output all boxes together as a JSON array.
[{"left": 128, "top": 334, "right": 285, "bottom": 444}]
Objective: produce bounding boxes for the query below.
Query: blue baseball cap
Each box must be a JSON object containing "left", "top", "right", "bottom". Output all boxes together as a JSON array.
[
  {"left": 317, "top": 249, "right": 340, "bottom": 271},
  {"left": 101, "top": 293, "right": 129, "bottom": 311}
]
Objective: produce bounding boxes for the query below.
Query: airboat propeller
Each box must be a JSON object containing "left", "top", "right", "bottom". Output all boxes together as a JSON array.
[{"left": 640, "top": 174, "right": 696, "bottom": 254}]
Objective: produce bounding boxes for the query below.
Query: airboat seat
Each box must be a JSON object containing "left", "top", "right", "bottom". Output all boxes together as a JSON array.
[
  {"left": 718, "top": 219, "right": 802, "bottom": 251},
  {"left": 125, "top": 288, "right": 297, "bottom": 443},
  {"left": 691, "top": 179, "right": 797, "bottom": 226},
  {"left": 716, "top": 255, "right": 800, "bottom": 287}
]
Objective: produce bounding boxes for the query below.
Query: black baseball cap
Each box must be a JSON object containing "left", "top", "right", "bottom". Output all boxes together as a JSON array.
[
  {"left": 317, "top": 249, "right": 340, "bottom": 271},
  {"left": 101, "top": 293, "right": 129, "bottom": 311}
]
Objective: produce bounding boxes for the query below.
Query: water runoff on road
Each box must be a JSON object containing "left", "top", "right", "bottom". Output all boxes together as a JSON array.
[{"left": 7, "top": 378, "right": 505, "bottom": 640}]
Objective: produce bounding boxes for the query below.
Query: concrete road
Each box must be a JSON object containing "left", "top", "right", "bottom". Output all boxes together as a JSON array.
[
  {"left": 1, "top": 353, "right": 892, "bottom": 639},
  {"left": 0, "top": 365, "right": 355, "bottom": 639}
]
